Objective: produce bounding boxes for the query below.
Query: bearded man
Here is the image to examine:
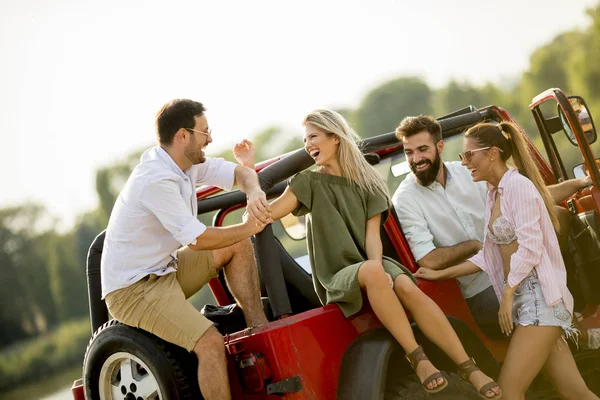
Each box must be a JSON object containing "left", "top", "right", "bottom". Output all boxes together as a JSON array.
[{"left": 392, "top": 115, "right": 501, "bottom": 337}]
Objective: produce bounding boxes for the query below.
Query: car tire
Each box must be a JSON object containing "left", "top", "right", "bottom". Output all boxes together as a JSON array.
[{"left": 83, "top": 320, "right": 201, "bottom": 400}]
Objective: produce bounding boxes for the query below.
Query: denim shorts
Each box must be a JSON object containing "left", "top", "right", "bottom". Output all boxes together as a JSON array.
[{"left": 512, "top": 271, "right": 579, "bottom": 341}]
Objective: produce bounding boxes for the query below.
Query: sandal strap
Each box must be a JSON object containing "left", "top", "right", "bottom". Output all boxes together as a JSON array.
[
  {"left": 405, "top": 345, "right": 428, "bottom": 371},
  {"left": 458, "top": 358, "right": 501, "bottom": 399},
  {"left": 423, "top": 371, "right": 445, "bottom": 388},
  {"left": 478, "top": 381, "right": 501, "bottom": 398},
  {"left": 457, "top": 357, "right": 480, "bottom": 380}
]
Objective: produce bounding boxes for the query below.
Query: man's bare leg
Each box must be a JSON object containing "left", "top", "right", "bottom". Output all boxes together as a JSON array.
[
  {"left": 193, "top": 326, "right": 231, "bottom": 400},
  {"left": 213, "top": 239, "right": 268, "bottom": 327}
]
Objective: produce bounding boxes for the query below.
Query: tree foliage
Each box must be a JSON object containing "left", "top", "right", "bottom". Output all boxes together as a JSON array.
[{"left": 355, "top": 77, "right": 433, "bottom": 138}]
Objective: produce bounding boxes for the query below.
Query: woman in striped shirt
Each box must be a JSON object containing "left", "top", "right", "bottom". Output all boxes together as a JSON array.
[{"left": 416, "top": 122, "right": 598, "bottom": 399}]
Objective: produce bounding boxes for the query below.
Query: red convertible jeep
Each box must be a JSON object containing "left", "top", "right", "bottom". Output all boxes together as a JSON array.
[{"left": 72, "top": 88, "right": 600, "bottom": 399}]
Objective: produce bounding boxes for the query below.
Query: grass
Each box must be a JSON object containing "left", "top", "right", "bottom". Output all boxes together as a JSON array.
[{"left": 0, "top": 318, "right": 91, "bottom": 394}]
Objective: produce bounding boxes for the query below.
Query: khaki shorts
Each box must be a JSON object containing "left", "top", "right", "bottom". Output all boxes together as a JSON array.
[{"left": 106, "top": 247, "right": 218, "bottom": 351}]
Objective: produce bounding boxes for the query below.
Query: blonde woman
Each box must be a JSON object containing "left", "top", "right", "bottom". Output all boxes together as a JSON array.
[
  {"left": 262, "top": 110, "right": 501, "bottom": 398},
  {"left": 416, "top": 122, "right": 598, "bottom": 399}
]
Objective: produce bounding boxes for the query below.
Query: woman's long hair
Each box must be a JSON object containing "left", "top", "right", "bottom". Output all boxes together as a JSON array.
[
  {"left": 465, "top": 122, "right": 559, "bottom": 231},
  {"left": 303, "top": 109, "right": 389, "bottom": 201}
]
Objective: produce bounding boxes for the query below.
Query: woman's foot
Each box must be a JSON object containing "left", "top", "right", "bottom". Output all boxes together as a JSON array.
[
  {"left": 406, "top": 345, "right": 448, "bottom": 393},
  {"left": 467, "top": 368, "right": 501, "bottom": 399},
  {"left": 415, "top": 358, "right": 446, "bottom": 391},
  {"left": 457, "top": 358, "right": 502, "bottom": 399}
]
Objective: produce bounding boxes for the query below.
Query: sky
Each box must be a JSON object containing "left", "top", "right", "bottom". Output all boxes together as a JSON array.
[{"left": 1, "top": 0, "right": 598, "bottom": 230}]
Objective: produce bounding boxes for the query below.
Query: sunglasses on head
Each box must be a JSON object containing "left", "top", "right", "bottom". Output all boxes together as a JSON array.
[{"left": 458, "top": 146, "right": 503, "bottom": 162}]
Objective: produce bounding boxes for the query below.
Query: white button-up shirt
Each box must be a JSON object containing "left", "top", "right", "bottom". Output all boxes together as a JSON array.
[
  {"left": 392, "top": 161, "right": 492, "bottom": 299},
  {"left": 101, "top": 146, "right": 237, "bottom": 298}
]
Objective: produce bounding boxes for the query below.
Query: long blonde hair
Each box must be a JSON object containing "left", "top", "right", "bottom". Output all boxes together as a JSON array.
[
  {"left": 465, "top": 122, "right": 559, "bottom": 232},
  {"left": 303, "top": 109, "right": 390, "bottom": 201}
]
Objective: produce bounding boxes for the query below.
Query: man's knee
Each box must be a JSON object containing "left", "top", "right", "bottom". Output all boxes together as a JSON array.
[
  {"left": 214, "top": 238, "right": 254, "bottom": 270},
  {"left": 228, "top": 238, "right": 254, "bottom": 261},
  {"left": 193, "top": 326, "right": 225, "bottom": 358},
  {"left": 237, "top": 237, "right": 254, "bottom": 254}
]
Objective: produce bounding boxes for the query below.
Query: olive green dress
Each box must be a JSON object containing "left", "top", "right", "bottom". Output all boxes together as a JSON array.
[{"left": 289, "top": 170, "right": 415, "bottom": 317}]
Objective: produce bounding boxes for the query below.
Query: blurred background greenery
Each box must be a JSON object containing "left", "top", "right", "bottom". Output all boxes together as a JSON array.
[{"left": 2, "top": 3, "right": 600, "bottom": 397}]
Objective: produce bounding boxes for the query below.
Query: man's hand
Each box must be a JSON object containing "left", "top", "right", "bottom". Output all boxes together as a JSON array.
[
  {"left": 246, "top": 190, "right": 273, "bottom": 225},
  {"left": 243, "top": 211, "right": 268, "bottom": 235},
  {"left": 414, "top": 267, "right": 444, "bottom": 280},
  {"left": 234, "top": 139, "right": 255, "bottom": 168},
  {"left": 579, "top": 175, "right": 593, "bottom": 189}
]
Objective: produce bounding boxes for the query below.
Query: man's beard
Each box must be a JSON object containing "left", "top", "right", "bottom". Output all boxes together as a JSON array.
[
  {"left": 410, "top": 149, "right": 441, "bottom": 187},
  {"left": 184, "top": 143, "right": 206, "bottom": 165}
]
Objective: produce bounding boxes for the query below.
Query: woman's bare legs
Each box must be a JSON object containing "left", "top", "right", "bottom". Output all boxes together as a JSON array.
[
  {"left": 498, "top": 325, "right": 562, "bottom": 399},
  {"left": 543, "top": 338, "right": 598, "bottom": 400},
  {"left": 394, "top": 275, "right": 500, "bottom": 399},
  {"left": 357, "top": 261, "right": 444, "bottom": 390}
]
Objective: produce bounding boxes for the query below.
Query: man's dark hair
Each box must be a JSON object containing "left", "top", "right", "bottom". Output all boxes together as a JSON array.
[
  {"left": 155, "top": 99, "right": 206, "bottom": 146},
  {"left": 395, "top": 115, "right": 442, "bottom": 143}
]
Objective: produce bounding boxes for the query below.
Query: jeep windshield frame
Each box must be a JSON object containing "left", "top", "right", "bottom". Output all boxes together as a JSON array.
[{"left": 531, "top": 87, "right": 600, "bottom": 187}]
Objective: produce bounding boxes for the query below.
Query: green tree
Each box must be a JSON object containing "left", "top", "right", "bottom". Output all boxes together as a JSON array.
[
  {"left": 355, "top": 77, "right": 433, "bottom": 138},
  {"left": 568, "top": 5, "right": 600, "bottom": 110},
  {"left": 434, "top": 80, "right": 488, "bottom": 116},
  {"left": 0, "top": 205, "right": 58, "bottom": 347},
  {"left": 519, "top": 31, "right": 583, "bottom": 106}
]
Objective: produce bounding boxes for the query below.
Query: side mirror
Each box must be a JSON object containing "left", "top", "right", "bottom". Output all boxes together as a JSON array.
[
  {"left": 573, "top": 163, "right": 587, "bottom": 179},
  {"left": 574, "top": 159, "right": 600, "bottom": 179},
  {"left": 571, "top": 96, "right": 597, "bottom": 144},
  {"left": 280, "top": 214, "right": 306, "bottom": 241},
  {"left": 559, "top": 96, "right": 597, "bottom": 146}
]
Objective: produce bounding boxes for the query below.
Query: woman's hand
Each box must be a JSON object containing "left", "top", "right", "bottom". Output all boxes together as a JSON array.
[
  {"left": 234, "top": 139, "right": 255, "bottom": 168},
  {"left": 498, "top": 287, "right": 516, "bottom": 336},
  {"left": 414, "top": 267, "right": 443, "bottom": 280}
]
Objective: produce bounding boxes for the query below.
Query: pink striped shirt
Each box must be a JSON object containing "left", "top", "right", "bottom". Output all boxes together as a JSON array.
[{"left": 469, "top": 168, "right": 574, "bottom": 314}]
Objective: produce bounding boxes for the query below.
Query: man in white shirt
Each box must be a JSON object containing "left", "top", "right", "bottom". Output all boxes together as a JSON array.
[
  {"left": 101, "top": 99, "right": 271, "bottom": 400},
  {"left": 392, "top": 115, "right": 502, "bottom": 338}
]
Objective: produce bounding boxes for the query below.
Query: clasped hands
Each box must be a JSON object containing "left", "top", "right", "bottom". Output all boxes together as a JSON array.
[{"left": 243, "top": 190, "right": 273, "bottom": 234}]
